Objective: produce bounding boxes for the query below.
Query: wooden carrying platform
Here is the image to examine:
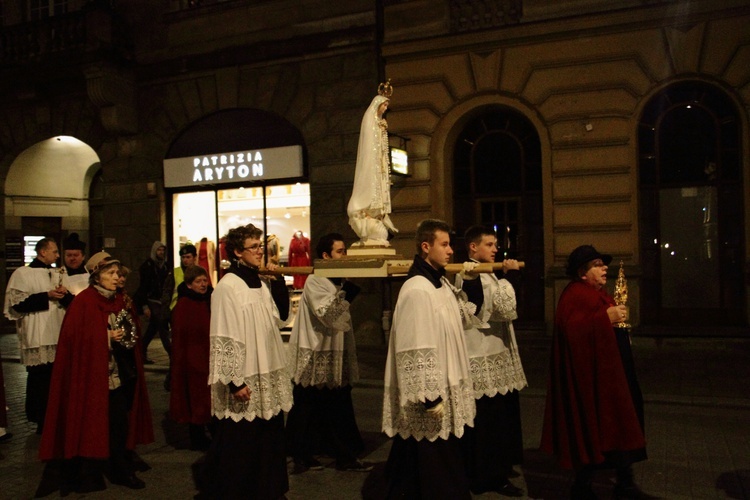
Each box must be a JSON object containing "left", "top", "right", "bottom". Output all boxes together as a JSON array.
[{"left": 263, "top": 256, "right": 524, "bottom": 278}]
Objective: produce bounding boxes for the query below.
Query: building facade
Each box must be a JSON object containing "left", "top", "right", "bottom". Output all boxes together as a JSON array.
[{"left": 2, "top": 0, "right": 749, "bottom": 339}]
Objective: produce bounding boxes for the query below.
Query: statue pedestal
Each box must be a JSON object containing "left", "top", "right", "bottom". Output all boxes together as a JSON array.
[{"left": 347, "top": 246, "right": 397, "bottom": 257}]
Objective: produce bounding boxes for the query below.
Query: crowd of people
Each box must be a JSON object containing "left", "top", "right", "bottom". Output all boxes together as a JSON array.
[{"left": 1, "top": 221, "right": 655, "bottom": 499}]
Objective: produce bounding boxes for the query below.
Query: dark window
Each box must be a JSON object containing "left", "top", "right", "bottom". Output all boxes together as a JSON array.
[
  {"left": 638, "top": 81, "right": 744, "bottom": 327},
  {"left": 452, "top": 106, "right": 544, "bottom": 324},
  {"left": 28, "top": 0, "right": 68, "bottom": 20}
]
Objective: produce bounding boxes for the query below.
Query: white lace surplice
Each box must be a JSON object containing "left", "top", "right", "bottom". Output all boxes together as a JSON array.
[
  {"left": 455, "top": 273, "right": 528, "bottom": 398},
  {"left": 287, "top": 275, "right": 358, "bottom": 388},
  {"left": 382, "top": 276, "right": 476, "bottom": 442},
  {"left": 209, "top": 274, "right": 293, "bottom": 422},
  {"left": 3, "top": 266, "right": 65, "bottom": 366}
]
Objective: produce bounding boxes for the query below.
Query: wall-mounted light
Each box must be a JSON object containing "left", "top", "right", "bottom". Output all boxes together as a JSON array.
[{"left": 389, "top": 133, "right": 410, "bottom": 177}]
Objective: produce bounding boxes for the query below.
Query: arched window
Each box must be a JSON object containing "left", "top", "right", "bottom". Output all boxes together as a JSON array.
[
  {"left": 638, "top": 81, "right": 744, "bottom": 327},
  {"left": 452, "top": 107, "right": 544, "bottom": 325}
]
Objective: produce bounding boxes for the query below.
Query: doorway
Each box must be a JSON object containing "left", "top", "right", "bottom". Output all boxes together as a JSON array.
[{"left": 452, "top": 106, "right": 544, "bottom": 327}]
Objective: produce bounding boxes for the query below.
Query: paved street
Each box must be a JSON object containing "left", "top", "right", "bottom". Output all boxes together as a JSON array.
[{"left": 1, "top": 332, "right": 749, "bottom": 499}]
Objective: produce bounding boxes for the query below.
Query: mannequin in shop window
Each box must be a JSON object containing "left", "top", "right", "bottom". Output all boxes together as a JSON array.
[
  {"left": 347, "top": 79, "right": 399, "bottom": 247},
  {"left": 289, "top": 231, "right": 310, "bottom": 290},
  {"left": 266, "top": 234, "right": 281, "bottom": 266},
  {"left": 218, "top": 237, "right": 229, "bottom": 280},
  {"left": 197, "top": 237, "right": 216, "bottom": 287}
]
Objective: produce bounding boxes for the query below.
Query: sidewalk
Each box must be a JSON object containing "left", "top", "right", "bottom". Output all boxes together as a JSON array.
[{"left": 2, "top": 331, "right": 750, "bottom": 499}]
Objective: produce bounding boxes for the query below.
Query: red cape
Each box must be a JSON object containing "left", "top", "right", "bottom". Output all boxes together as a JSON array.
[
  {"left": 39, "top": 287, "right": 154, "bottom": 460},
  {"left": 169, "top": 295, "right": 211, "bottom": 424},
  {"left": 540, "top": 281, "right": 645, "bottom": 469}
]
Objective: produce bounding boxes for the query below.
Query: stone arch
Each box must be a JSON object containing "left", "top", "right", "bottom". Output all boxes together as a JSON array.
[
  {"left": 4, "top": 135, "right": 101, "bottom": 241},
  {"left": 430, "top": 93, "right": 552, "bottom": 327},
  {"left": 429, "top": 94, "right": 551, "bottom": 231}
]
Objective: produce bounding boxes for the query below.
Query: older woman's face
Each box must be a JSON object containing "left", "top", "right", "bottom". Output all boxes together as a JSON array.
[
  {"left": 97, "top": 267, "right": 120, "bottom": 291},
  {"left": 582, "top": 259, "right": 608, "bottom": 289},
  {"left": 187, "top": 275, "right": 209, "bottom": 294}
]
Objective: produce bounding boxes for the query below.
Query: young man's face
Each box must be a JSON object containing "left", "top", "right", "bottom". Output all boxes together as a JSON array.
[
  {"left": 187, "top": 275, "right": 209, "bottom": 294},
  {"left": 64, "top": 249, "right": 85, "bottom": 270},
  {"left": 324, "top": 241, "right": 346, "bottom": 260},
  {"left": 181, "top": 253, "right": 196, "bottom": 268},
  {"left": 156, "top": 246, "right": 166, "bottom": 260},
  {"left": 38, "top": 242, "right": 59, "bottom": 266},
  {"left": 423, "top": 230, "right": 453, "bottom": 270},
  {"left": 235, "top": 237, "right": 264, "bottom": 268},
  {"left": 470, "top": 234, "right": 497, "bottom": 264}
]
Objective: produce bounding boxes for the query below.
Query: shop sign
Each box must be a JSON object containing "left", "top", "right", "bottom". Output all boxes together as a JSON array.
[{"left": 163, "top": 145, "right": 303, "bottom": 188}]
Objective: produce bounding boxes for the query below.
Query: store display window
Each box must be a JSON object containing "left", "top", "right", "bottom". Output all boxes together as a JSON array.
[{"left": 170, "top": 182, "right": 310, "bottom": 287}]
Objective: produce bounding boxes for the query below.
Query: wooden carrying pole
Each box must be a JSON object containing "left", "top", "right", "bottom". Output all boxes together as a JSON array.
[{"left": 260, "top": 261, "right": 524, "bottom": 276}]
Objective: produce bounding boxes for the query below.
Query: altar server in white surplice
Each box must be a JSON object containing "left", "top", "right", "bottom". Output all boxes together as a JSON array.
[
  {"left": 3, "top": 238, "right": 68, "bottom": 434},
  {"left": 285, "top": 233, "right": 371, "bottom": 473},
  {"left": 202, "top": 224, "right": 293, "bottom": 500},
  {"left": 380, "top": 219, "right": 476, "bottom": 500},
  {"left": 454, "top": 225, "right": 527, "bottom": 497}
]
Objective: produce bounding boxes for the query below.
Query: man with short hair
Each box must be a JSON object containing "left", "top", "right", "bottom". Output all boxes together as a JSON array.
[
  {"left": 202, "top": 224, "right": 292, "bottom": 499},
  {"left": 134, "top": 241, "right": 170, "bottom": 363},
  {"left": 3, "top": 238, "right": 68, "bottom": 433},
  {"left": 455, "top": 225, "right": 526, "bottom": 497},
  {"left": 61, "top": 233, "right": 89, "bottom": 297},
  {"left": 381, "top": 219, "right": 476, "bottom": 499},
  {"left": 161, "top": 244, "right": 197, "bottom": 315},
  {"left": 286, "top": 233, "right": 370, "bottom": 473},
  {"left": 62, "top": 233, "right": 87, "bottom": 276}
]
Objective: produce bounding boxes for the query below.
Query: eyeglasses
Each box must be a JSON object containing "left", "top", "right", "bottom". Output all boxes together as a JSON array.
[{"left": 243, "top": 244, "right": 265, "bottom": 252}]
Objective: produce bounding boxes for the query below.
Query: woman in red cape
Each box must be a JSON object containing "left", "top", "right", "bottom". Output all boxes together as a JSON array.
[
  {"left": 39, "top": 253, "right": 153, "bottom": 494},
  {"left": 169, "top": 265, "right": 212, "bottom": 450},
  {"left": 541, "top": 245, "right": 651, "bottom": 499}
]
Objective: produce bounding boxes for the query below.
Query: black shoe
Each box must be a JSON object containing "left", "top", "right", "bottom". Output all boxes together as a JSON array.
[
  {"left": 77, "top": 475, "right": 107, "bottom": 493},
  {"left": 335, "top": 460, "right": 373, "bottom": 472},
  {"left": 292, "top": 457, "right": 324, "bottom": 474},
  {"left": 127, "top": 450, "right": 152, "bottom": 472},
  {"left": 614, "top": 483, "right": 660, "bottom": 499},
  {"left": 190, "top": 437, "right": 212, "bottom": 451},
  {"left": 0, "top": 432, "right": 12, "bottom": 443},
  {"left": 110, "top": 473, "right": 146, "bottom": 489},
  {"left": 571, "top": 481, "right": 598, "bottom": 500},
  {"left": 497, "top": 481, "right": 524, "bottom": 497}
]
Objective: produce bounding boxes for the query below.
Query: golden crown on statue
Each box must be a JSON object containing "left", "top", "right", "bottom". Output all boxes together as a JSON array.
[{"left": 378, "top": 78, "right": 393, "bottom": 98}]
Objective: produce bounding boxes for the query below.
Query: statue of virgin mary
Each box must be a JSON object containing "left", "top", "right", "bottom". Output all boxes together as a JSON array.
[{"left": 347, "top": 81, "right": 399, "bottom": 246}]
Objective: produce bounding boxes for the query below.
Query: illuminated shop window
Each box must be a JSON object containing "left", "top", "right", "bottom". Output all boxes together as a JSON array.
[{"left": 171, "top": 183, "right": 310, "bottom": 286}]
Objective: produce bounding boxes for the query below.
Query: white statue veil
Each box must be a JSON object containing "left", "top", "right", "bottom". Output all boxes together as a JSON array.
[{"left": 347, "top": 94, "right": 398, "bottom": 245}]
